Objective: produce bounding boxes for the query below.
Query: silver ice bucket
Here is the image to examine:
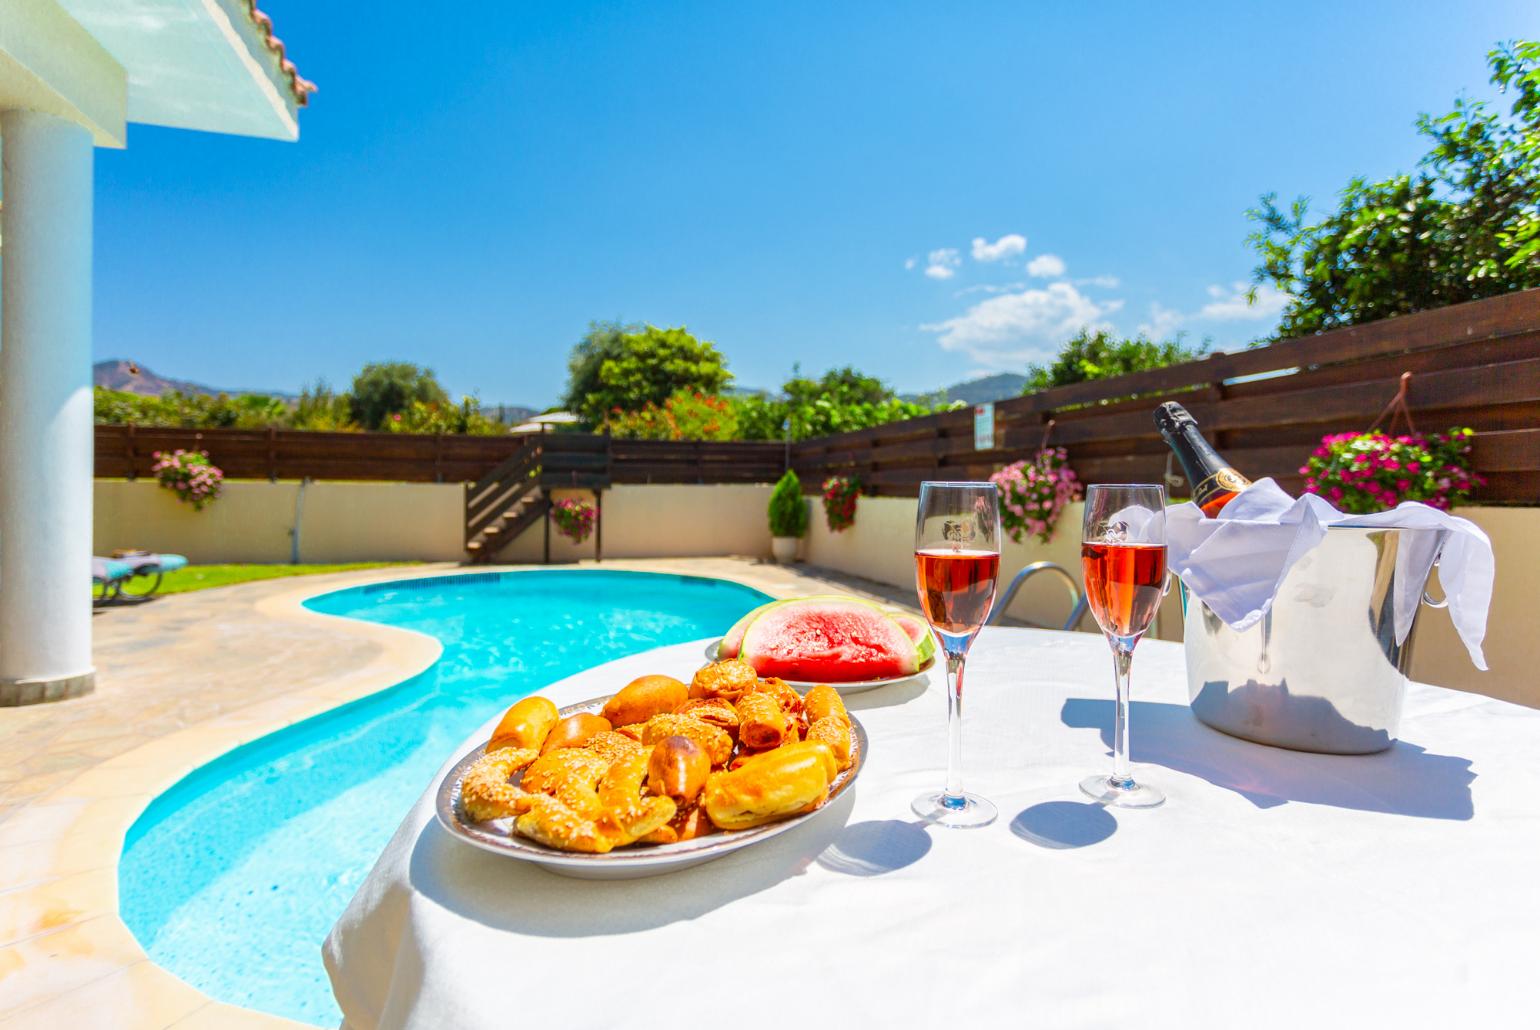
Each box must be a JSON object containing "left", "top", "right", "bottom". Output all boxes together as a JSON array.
[{"left": 1182, "top": 525, "right": 1444, "bottom": 755}]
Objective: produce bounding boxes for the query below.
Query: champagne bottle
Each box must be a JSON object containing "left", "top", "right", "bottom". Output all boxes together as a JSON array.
[{"left": 1153, "top": 402, "right": 1251, "bottom": 517}]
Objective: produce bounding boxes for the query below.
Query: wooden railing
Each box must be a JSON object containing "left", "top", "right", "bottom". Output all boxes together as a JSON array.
[
  {"left": 791, "top": 289, "right": 1540, "bottom": 503},
  {"left": 463, "top": 440, "right": 544, "bottom": 560}
]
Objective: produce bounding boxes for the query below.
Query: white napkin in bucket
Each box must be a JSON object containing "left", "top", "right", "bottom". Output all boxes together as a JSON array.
[{"left": 1165, "top": 479, "right": 1494, "bottom": 670}]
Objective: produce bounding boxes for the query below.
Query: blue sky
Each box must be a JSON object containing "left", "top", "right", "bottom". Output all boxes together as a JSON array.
[{"left": 93, "top": 1, "right": 1538, "bottom": 406}]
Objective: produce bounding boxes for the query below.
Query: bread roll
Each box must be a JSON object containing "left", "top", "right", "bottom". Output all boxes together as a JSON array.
[
  {"left": 488, "top": 696, "right": 559, "bottom": 752},
  {"left": 647, "top": 735, "right": 710, "bottom": 804},
  {"left": 642, "top": 713, "right": 734, "bottom": 766},
  {"left": 601, "top": 675, "right": 689, "bottom": 727},
  {"left": 675, "top": 697, "right": 740, "bottom": 736},
  {"left": 703, "top": 742, "right": 837, "bottom": 830},
  {"left": 540, "top": 712, "right": 612, "bottom": 754},
  {"left": 806, "top": 716, "right": 853, "bottom": 770}
]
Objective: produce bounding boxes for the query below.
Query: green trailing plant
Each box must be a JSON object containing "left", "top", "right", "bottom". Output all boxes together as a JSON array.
[{"left": 768, "top": 470, "right": 809, "bottom": 538}]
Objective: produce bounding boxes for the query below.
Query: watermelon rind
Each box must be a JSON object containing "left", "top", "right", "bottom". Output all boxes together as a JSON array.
[
  {"left": 887, "top": 611, "right": 937, "bottom": 665},
  {"left": 739, "top": 598, "right": 921, "bottom": 681}
]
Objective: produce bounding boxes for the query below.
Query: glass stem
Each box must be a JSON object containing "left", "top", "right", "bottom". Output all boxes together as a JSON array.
[
  {"left": 1111, "top": 644, "right": 1134, "bottom": 787},
  {"left": 943, "top": 650, "right": 967, "bottom": 807}
]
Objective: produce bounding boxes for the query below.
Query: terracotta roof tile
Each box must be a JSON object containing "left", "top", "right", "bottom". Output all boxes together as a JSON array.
[{"left": 247, "top": 2, "right": 316, "bottom": 107}]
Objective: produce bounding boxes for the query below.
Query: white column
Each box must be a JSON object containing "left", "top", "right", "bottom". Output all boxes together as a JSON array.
[{"left": 0, "top": 110, "right": 96, "bottom": 704}]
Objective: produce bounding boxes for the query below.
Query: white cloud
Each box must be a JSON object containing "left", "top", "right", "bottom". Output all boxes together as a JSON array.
[
  {"left": 1137, "top": 303, "right": 1184, "bottom": 339},
  {"left": 1026, "top": 253, "right": 1066, "bottom": 278},
  {"left": 1197, "top": 282, "right": 1291, "bottom": 321},
  {"left": 970, "top": 234, "right": 1027, "bottom": 263},
  {"left": 921, "top": 282, "right": 1121, "bottom": 369},
  {"left": 904, "top": 256, "right": 917, "bottom": 271},
  {"left": 924, "top": 248, "right": 961, "bottom": 280},
  {"left": 954, "top": 281, "right": 1025, "bottom": 296},
  {"left": 1076, "top": 274, "right": 1121, "bottom": 289}
]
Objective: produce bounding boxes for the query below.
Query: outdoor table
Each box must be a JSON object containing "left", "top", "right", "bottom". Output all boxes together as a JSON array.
[{"left": 324, "top": 627, "right": 1540, "bottom": 1029}]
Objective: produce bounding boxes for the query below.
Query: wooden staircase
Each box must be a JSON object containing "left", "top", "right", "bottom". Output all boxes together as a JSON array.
[{"left": 464, "top": 442, "right": 547, "bottom": 563}]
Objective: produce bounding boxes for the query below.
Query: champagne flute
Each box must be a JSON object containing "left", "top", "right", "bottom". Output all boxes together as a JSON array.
[
  {"left": 1079, "top": 484, "right": 1167, "bottom": 809},
  {"left": 912, "top": 481, "right": 1001, "bottom": 828}
]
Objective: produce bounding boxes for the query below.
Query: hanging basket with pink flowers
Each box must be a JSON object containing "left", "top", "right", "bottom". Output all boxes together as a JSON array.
[
  {"left": 551, "top": 498, "right": 598, "bottom": 544},
  {"left": 152, "top": 449, "right": 224, "bottom": 511},
  {"left": 990, "top": 447, "right": 1081, "bottom": 545}
]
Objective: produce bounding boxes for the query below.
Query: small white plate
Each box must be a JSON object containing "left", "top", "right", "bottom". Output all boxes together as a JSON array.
[
  {"left": 701, "top": 640, "right": 934, "bottom": 695},
  {"left": 435, "top": 694, "right": 868, "bottom": 879}
]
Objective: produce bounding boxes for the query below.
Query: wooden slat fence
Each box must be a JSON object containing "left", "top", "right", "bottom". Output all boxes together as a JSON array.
[
  {"left": 791, "top": 289, "right": 1540, "bottom": 503},
  {"left": 95, "top": 291, "right": 1540, "bottom": 504}
]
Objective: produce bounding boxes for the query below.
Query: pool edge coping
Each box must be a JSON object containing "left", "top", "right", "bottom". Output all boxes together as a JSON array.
[{"left": 0, "top": 561, "right": 803, "bottom": 1028}]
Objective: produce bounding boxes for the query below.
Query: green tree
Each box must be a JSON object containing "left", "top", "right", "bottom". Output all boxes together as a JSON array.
[
  {"left": 730, "top": 365, "right": 953, "bottom": 442},
  {"left": 1023, "top": 329, "right": 1207, "bottom": 392},
  {"left": 291, "top": 380, "right": 355, "bottom": 431},
  {"left": 348, "top": 362, "right": 449, "bottom": 430},
  {"left": 768, "top": 470, "right": 809, "bottom": 538},
  {"left": 561, "top": 323, "right": 732, "bottom": 423},
  {"left": 1249, "top": 40, "right": 1540, "bottom": 339}
]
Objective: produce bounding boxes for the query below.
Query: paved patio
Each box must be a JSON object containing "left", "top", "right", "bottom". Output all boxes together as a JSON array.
[{"left": 0, "top": 558, "right": 918, "bottom": 1028}]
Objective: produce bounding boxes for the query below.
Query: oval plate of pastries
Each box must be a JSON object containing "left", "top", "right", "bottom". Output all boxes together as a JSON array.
[{"left": 436, "top": 658, "right": 867, "bottom": 879}]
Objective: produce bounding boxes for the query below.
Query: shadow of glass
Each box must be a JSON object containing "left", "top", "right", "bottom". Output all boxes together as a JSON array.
[
  {"left": 1009, "top": 801, "right": 1117, "bottom": 850},
  {"left": 816, "top": 819, "right": 932, "bottom": 876},
  {"left": 1061, "top": 698, "right": 1476, "bottom": 820},
  {"left": 407, "top": 789, "right": 856, "bottom": 938}
]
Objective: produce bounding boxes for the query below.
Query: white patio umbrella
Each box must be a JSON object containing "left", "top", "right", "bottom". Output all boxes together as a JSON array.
[{"left": 0, "top": 1, "right": 313, "bottom": 705}]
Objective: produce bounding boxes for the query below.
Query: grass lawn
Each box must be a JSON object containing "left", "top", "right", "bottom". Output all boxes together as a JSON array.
[{"left": 151, "top": 562, "right": 421, "bottom": 595}]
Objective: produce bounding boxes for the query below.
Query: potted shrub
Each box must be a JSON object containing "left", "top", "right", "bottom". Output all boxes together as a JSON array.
[{"left": 768, "top": 470, "right": 808, "bottom": 563}]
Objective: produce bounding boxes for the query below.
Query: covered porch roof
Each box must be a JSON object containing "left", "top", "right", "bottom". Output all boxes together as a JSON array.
[{"left": 3, "top": 0, "right": 312, "bottom": 146}]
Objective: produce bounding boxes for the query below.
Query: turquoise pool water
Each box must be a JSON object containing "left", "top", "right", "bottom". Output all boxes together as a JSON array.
[{"left": 119, "top": 570, "right": 770, "bottom": 1025}]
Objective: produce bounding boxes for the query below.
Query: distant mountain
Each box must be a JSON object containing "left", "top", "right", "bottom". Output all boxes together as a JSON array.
[
  {"left": 907, "top": 372, "right": 1028, "bottom": 407},
  {"left": 93, "top": 359, "right": 295, "bottom": 400},
  {"left": 481, "top": 403, "right": 540, "bottom": 425}
]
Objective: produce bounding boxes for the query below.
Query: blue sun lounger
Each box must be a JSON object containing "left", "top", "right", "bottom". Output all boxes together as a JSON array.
[{"left": 92, "top": 552, "right": 188, "bottom": 601}]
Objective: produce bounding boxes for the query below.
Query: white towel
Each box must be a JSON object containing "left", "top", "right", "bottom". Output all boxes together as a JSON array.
[{"left": 1166, "top": 479, "right": 1494, "bottom": 670}]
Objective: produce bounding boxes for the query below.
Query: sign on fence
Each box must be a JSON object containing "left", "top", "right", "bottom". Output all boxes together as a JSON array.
[{"left": 974, "top": 403, "right": 995, "bottom": 450}]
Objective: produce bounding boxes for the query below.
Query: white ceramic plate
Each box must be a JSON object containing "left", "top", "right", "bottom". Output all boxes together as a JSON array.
[
  {"left": 435, "top": 694, "right": 868, "bottom": 879},
  {"left": 701, "top": 640, "right": 934, "bottom": 695}
]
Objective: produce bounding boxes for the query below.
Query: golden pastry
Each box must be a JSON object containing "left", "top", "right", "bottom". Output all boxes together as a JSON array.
[
  {"left": 642, "top": 713, "right": 734, "bottom": 766},
  {"left": 752, "top": 677, "right": 804, "bottom": 717},
  {"left": 516, "top": 753, "right": 676, "bottom": 853},
  {"left": 642, "top": 803, "right": 711, "bottom": 845},
  {"left": 736, "top": 692, "right": 789, "bottom": 750},
  {"left": 520, "top": 747, "right": 611, "bottom": 818},
  {"left": 584, "top": 730, "right": 647, "bottom": 763},
  {"left": 613, "top": 723, "right": 645, "bottom": 742},
  {"left": 459, "top": 747, "right": 539, "bottom": 822},
  {"left": 487, "top": 696, "right": 559, "bottom": 753},
  {"left": 806, "top": 717, "right": 853, "bottom": 770},
  {"left": 647, "top": 735, "right": 710, "bottom": 804},
  {"left": 690, "top": 658, "right": 758, "bottom": 701},
  {"left": 703, "top": 741, "right": 837, "bottom": 830},
  {"left": 601, "top": 674, "right": 689, "bottom": 726},
  {"left": 674, "top": 696, "right": 740, "bottom": 736},
  {"left": 803, "top": 685, "right": 849, "bottom": 727},
  {"left": 540, "top": 712, "right": 612, "bottom": 754}
]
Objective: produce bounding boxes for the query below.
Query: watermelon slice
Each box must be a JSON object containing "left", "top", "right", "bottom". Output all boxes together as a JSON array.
[
  {"left": 887, "top": 611, "right": 937, "bottom": 666},
  {"left": 740, "top": 598, "right": 921, "bottom": 681},
  {"left": 717, "top": 594, "right": 868, "bottom": 659}
]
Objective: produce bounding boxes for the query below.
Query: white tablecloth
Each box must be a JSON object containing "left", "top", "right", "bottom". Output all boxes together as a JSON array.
[{"left": 323, "top": 629, "right": 1540, "bottom": 1030}]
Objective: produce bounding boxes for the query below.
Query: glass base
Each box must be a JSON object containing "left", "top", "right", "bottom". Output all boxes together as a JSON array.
[
  {"left": 911, "top": 791, "right": 997, "bottom": 828},
  {"left": 1079, "top": 774, "right": 1165, "bottom": 809}
]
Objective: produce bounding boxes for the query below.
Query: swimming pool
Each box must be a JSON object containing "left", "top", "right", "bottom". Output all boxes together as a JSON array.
[{"left": 119, "top": 570, "right": 770, "bottom": 1025}]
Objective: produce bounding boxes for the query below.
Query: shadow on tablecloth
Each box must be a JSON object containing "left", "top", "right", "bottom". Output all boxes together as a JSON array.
[
  {"left": 406, "top": 788, "right": 857, "bottom": 937},
  {"left": 1009, "top": 802, "right": 1118, "bottom": 849},
  {"left": 1060, "top": 698, "right": 1475, "bottom": 820}
]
